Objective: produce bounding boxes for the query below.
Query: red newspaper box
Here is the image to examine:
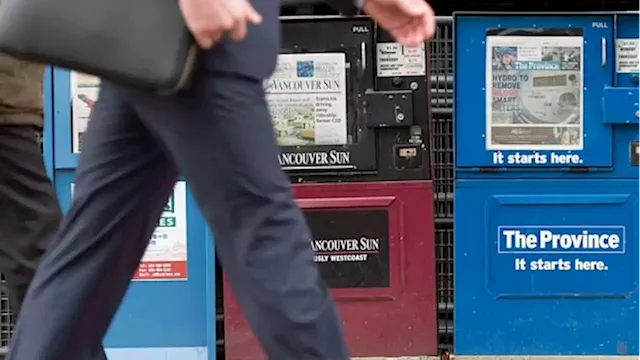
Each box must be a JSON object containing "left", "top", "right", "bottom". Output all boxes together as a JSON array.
[
  {"left": 223, "top": 181, "right": 437, "bottom": 358},
  {"left": 223, "top": 16, "right": 437, "bottom": 358}
]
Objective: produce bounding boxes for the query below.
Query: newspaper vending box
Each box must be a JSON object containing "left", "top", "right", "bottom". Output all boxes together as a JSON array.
[
  {"left": 454, "top": 12, "right": 639, "bottom": 357},
  {"left": 52, "top": 71, "right": 217, "bottom": 359},
  {"left": 223, "top": 16, "right": 438, "bottom": 359}
]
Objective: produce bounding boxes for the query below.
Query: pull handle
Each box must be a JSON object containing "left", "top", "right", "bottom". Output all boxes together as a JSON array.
[
  {"left": 360, "top": 41, "right": 367, "bottom": 72},
  {"left": 601, "top": 37, "right": 607, "bottom": 67}
]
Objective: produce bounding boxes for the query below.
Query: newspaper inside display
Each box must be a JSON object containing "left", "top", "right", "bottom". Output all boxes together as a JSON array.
[
  {"left": 486, "top": 32, "right": 584, "bottom": 151},
  {"left": 71, "top": 72, "right": 101, "bottom": 154},
  {"left": 266, "top": 53, "right": 348, "bottom": 147}
]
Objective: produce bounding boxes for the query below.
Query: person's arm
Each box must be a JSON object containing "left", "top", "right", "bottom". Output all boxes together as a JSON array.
[{"left": 323, "top": 0, "right": 364, "bottom": 15}]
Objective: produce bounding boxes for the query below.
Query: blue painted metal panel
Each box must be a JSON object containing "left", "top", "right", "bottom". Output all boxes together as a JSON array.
[
  {"left": 52, "top": 68, "right": 77, "bottom": 169},
  {"left": 53, "top": 170, "right": 216, "bottom": 357},
  {"left": 51, "top": 67, "right": 217, "bottom": 357},
  {"left": 454, "top": 179, "right": 639, "bottom": 356},
  {"left": 43, "top": 66, "right": 54, "bottom": 180},
  {"left": 602, "top": 86, "right": 639, "bottom": 124},
  {"left": 455, "top": 15, "right": 615, "bottom": 170},
  {"left": 453, "top": 12, "right": 640, "bottom": 357}
]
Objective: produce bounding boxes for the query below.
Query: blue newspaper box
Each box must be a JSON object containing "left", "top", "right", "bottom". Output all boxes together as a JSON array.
[
  {"left": 454, "top": 12, "right": 639, "bottom": 356},
  {"left": 51, "top": 69, "right": 218, "bottom": 360}
]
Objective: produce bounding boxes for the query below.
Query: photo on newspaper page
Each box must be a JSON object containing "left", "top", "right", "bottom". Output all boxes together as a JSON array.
[
  {"left": 265, "top": 53, "right": 348, "bottom": 147},
  {"left": 485, "top": 29, "right": 584, "bottom": 151}
]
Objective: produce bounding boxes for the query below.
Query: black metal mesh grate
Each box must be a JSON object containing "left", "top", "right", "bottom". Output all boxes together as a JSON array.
[
  {"left": 430, "top": 18, "right": 454, "bottom": 217},
  {"left": 215, "top": 258, "right": 225, "bottom": 359},
  {"left": 429, "top": 17, "right": 454, "bottom": 352},
  {"left": 0, "top": 274, "right": 12, "bottom": 348}
]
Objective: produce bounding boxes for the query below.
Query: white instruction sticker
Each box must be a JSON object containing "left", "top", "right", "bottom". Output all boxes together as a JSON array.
[
  {"left": 376, "top": 43, "right": 426, "bottom": 77},
  {"left": 616, "top": 39, "right": 639, "bottom": 73}
]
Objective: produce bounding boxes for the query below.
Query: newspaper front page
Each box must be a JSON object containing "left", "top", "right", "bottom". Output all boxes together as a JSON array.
[
  {"left": 266, "top": 53, "right": 348, "bottom": 146},
  {"left": 486, "top": 35, "right": 584, "bottom": 150}
]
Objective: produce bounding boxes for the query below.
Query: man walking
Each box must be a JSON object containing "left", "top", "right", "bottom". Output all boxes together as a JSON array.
[
  {"left": 0, "top": 56, "right": 106, "bottom": 359},
  {"left": 7, "top": 0, "right": 436, "bottom": 359}
]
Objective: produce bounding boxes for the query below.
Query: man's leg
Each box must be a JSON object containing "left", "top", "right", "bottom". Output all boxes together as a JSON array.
[
  {"left": 6, "top": 84, "right": 178, "bottom": 360},
  {"left": 0, "top": 126, "right": 109, "bottom": 360},
  {"left": 0, "top": 126, "right": 59, "bottom": 358},
  {"left": 0, "top": 126, "right": 59, "bottom": 320},
  {"left": 126, "top": 70, "right": 349, "bottom": 359}
]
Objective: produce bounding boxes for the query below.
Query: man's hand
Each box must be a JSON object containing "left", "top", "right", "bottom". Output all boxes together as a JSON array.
[
  {"left": 362, "top": 0, "right": 436, "bottom": 47},
  {"left": 179, "top": 0, "right": 262, "bottom": 49}
]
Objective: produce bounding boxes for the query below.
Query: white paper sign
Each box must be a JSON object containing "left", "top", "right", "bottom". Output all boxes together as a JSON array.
[
  {"left": 616, "top": 39, "right": 639, "bottom": 73},
  {"left": 71, "top": 181, "right": 189, "bottom": 281},
  {"left": 376, "top": 43, "right": 426, "bottom": 77}
]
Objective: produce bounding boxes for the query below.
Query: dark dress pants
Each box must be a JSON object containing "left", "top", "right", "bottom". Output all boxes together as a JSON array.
[
  {"left": 0, "top": 126, "right": 106, "bottom": 360},
  {"left": 6, "top": 69, "right": 349, "bottom": 360},
  {"left": 0, "top": 126, "right": 57, "bottom": 323}
]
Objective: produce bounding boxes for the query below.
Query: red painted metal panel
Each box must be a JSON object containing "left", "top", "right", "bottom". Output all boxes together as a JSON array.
[{"left": 223, "top": 180, "right": 437, "bottom": 359}]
